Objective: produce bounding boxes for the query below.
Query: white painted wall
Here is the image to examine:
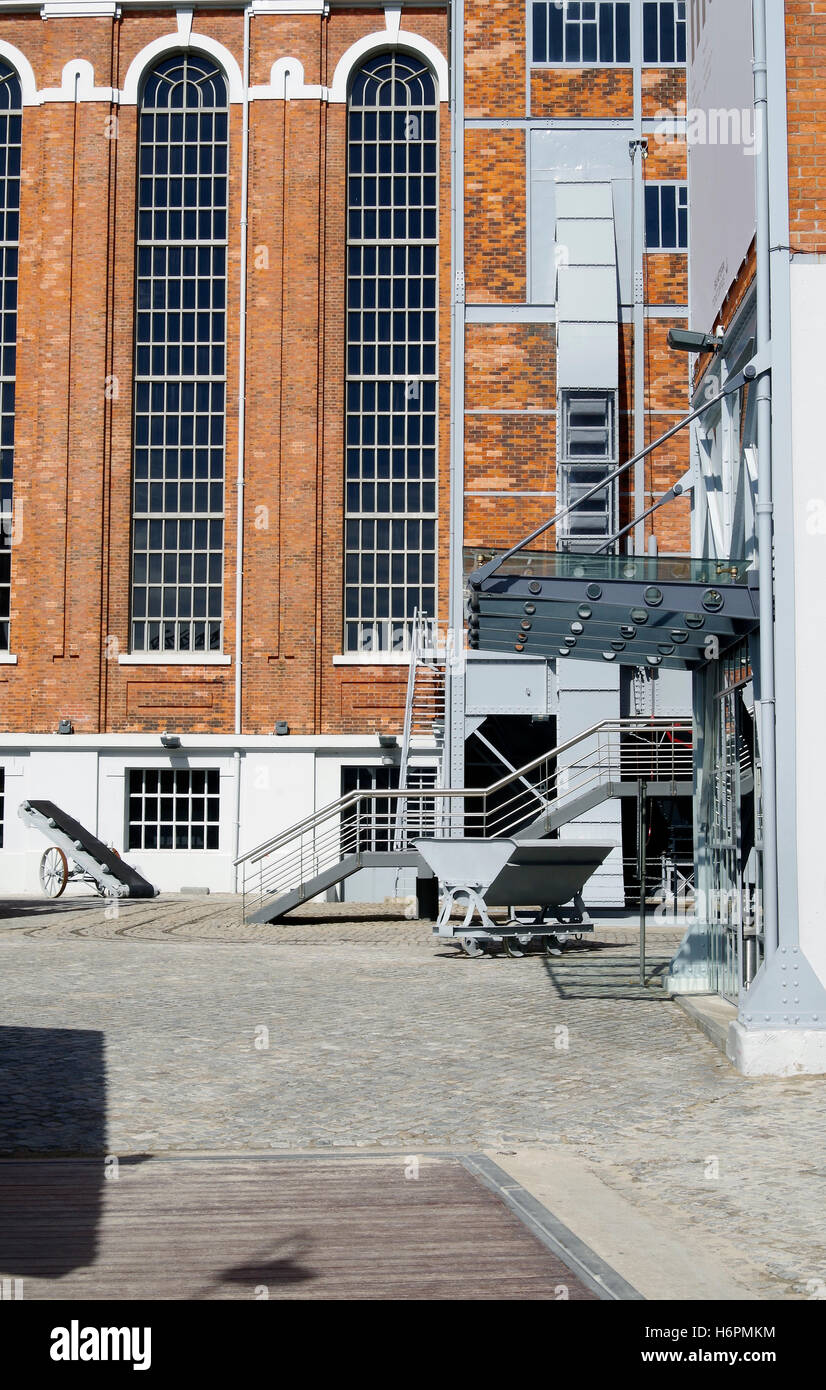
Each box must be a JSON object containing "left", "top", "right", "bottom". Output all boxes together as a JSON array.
[
  {"left": 0, "top": 735, "right": 426, "bottom": 899},
  {"left": 789, "top": 263, "right": 826, "bottom": 990}
]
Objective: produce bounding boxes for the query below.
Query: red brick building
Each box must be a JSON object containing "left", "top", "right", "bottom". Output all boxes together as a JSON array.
[{"left": 0, "top": 1, "right": 692, "bottom": 897}]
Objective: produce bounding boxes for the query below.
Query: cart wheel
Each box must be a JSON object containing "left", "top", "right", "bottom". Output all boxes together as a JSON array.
[
  {"left": 504, "top": 937, "right": 524, "bottom": 958},
  {"left": 39, "top": 846, "right": 68, "bottom": 898},
  {"left": 459, "top": 935, "right": 484, "bottom": 958}
]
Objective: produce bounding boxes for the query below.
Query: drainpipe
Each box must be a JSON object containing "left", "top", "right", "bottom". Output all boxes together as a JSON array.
[
  {"left": 233, "top": 5, "right": 252, "bottom": 884},
  {"left": 752, "top": 0, "right": 778, "bottom": 961}
]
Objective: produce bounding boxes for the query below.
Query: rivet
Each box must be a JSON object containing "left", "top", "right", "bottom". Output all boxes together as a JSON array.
[{"left": 529, "top": 581, "right": 541, "bottom": 595}]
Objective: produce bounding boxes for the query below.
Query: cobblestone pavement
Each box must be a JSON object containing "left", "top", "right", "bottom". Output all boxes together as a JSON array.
[{"left": 1, "top": 894, "right": 824, "bottom": 1298}]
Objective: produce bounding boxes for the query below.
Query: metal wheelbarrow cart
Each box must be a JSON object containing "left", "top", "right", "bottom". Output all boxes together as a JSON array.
[{"left": 415, "top": 837, "right": 613, "bottom": 957}]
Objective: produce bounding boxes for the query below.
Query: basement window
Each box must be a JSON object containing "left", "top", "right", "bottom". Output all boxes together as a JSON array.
[
  {"left": 532, "top": 2, "right": 631, "bottom": 65},
  {"left": 127, "top": 768, "right": 219, "bottom": 850}
]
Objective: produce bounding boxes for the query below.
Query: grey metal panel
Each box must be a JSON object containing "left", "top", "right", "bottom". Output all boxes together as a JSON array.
[
  {"left": 530, "top": 129, "right": 634, "bottom": 304},
  {"left": 555, "top": 181, "right": 614, "bottom": 219},
  {"left": 486, "top": 840, "right": 614, "bottom": 908},
  {"left": 556, "top": 322, "right": 619, "bottom": 389},
  {"left": 465, "top": 656, "right": 555, "bottom": 717},
  {"left": 555, "top": 217, "right": 617, "bottom": 265},
  {"left": 557, "top": 265, "right": 619, "bottom": 322}
]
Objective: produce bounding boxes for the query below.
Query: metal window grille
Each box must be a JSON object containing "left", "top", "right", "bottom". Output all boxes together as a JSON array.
[
  {"left": 127, "top": 767, "right": 220, "bottom": 850},
  {"left": 0, "top": 63, "right": 21, "bottom": 654},
  {"left": 532, "top": 2, "right": 631, "bottom": 65},
  {"left": 130, "top": 54, "right": 228, "bottom": 655},
  {"left": 0, "top": 766, "right": 4, "bottom": 848},
  {"left": 345, "top": 53, "right": 439, "bottom": 654},
  {"left": 645, "top": 183, "right": 688, "bottom": 250},
  {"left": 558, "top": 390, "right": 618, "bottom": 547},
  {"left": 642, "top": 2, "right": 686, "bottom": 64}
]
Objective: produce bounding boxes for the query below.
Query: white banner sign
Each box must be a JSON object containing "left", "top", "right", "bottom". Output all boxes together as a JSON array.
[{"left": 687, "top": 0, "right": 756, "bottom": 331}]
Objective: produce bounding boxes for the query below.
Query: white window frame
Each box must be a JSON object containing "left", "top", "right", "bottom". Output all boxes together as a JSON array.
[
  {"left": 344, "top": 51, "right": 440, "bottom": 656},
  {"left": 129, "top": 53, "right": 229, "bottom": 658},
  {"left": 126, "top": 766, "right": 220, "bottom": 851}
]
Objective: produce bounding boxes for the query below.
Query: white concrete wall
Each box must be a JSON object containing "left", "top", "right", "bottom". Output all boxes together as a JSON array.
[
  {"left": 789, "top": 262, "right": 826, "bottom": 992},
  {"left": 0, "top": 735, "right": 429, "bottom": 898},
  {"left": 556, "top": 662, "right": 624, "bottom": 907}
]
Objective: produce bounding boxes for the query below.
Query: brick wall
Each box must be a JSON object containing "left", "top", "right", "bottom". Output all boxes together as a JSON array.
[{"left": 2, "top": 6, "right": 449, "bottom": 738}]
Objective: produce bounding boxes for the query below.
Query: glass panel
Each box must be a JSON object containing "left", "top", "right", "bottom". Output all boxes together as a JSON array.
[
  {"left": 130, "top": 55, "right": 228, "bottom": 654},
  {"left": 344, "top": 54, "right": 439, "bottom": 652}
]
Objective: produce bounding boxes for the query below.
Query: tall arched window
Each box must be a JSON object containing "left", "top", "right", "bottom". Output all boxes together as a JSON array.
[
  {"left": 130, "top": 54, "right": 228, "bottom": 654},
  {"left": 0, "top": 61, "right": 21, "bottom": 653},
  {"left": 345, "top": 53, "right": 438, "bottom": 654}
]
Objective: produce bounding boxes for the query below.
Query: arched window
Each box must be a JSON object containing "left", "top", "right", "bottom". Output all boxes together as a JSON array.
[
  {"left": 344, "top": 52, "right": 438, "bottom": 654},
  {"left": 0, "top": 60, "right": 21, "bottom": 653},
  {"left": 130, "top": 53, "right": 228, "bottom": 654}
]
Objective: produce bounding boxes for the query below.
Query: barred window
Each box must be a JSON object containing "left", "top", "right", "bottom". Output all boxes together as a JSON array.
[
  {"left": 0, "top": 63, "right": 21, "bottom": 653},
  {"left": 130, "top": 54, "right": 228, "bottom": 655},
  {"left": 532, "top": 2, "right": 631, "bottom": 65},
  {"left": 127, "top": 767, "right": 219, "bottom": 850},
  {"left": 643, "top": 2, "right": 686, "bottom": 64},
  {"left": 344, "top": 53, "right": 439, "bottom": 654},
  {"left": 0, "top": 766, "right": 4, "bottom": 849},
  {"left": 645, "top": 183, "right": 688, "bottom": 250}
]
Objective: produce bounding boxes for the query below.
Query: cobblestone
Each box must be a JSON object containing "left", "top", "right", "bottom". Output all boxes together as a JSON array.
[{"left": 0, "top": 894, "right": 824, "bottom": 1298}]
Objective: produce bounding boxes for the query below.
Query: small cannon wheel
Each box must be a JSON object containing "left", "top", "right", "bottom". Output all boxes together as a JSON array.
[{"left": 39, "top": 846, "right": 68, "bottom": 898}]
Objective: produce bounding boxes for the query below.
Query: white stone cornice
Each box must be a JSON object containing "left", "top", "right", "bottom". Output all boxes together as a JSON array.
[{"left": 41, "top": 2, "right": 120, "bottom": 15}]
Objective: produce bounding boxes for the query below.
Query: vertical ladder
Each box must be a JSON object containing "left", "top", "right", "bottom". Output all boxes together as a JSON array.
[{"left": 395, "top": 610, "right": 446, "bottom": 847}]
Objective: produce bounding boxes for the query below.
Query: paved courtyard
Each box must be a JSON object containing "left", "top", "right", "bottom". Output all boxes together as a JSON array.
[{"left": 1, "top": 893, "right": 824, "bottom": 1299}]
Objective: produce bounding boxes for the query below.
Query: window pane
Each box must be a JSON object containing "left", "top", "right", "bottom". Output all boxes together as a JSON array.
[
  {"left": 0, "top": 62, "right": 21, "bottom": 653},
  {"left": 130, "top": 55, "right": 228, "bottom": 655},
  {"left": 345, "top": 53, "right": 439, "bottom": 653}
]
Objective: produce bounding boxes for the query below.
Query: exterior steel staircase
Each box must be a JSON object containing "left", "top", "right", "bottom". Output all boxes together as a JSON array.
[{"left": 235, "top": 717, "right": 693, "bottom": 923}]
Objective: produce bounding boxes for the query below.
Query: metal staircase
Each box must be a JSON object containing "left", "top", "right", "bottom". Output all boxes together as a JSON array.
[
  {"left": 235, "top": 717, "right": 692, "bottom": 923},
  {"left": 397, "top": 609, "right": 446, "bottom": 793}
]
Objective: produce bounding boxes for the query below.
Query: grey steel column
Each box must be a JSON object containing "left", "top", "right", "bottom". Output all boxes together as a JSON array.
[
  {"left": 448, "top": 0, "right": 466, "bottom": 796},
  {"left": 631, "top": 3, "right": 646, "bottom": 554}
]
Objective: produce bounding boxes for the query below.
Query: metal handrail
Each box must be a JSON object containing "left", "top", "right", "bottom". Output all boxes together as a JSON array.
[{"left": 235, "top": 716, "right": 691, "bottom": 867}]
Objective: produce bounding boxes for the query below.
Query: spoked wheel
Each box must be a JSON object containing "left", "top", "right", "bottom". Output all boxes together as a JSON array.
[{"left": 39, "top": 846, "right": 68, "bottom": 898}]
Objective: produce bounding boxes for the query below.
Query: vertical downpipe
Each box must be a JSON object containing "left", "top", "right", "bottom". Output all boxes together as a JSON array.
[
  {"left": 234, "top": 7, "right": 252, "bottom": 885},
  {"left": 752, "top": 0, "right": 779, "bottom": 962}
]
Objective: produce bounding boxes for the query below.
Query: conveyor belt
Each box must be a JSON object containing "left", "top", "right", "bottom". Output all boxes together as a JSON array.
[{"left": 19, "top": 800, "right": 157, "bottom": 898}]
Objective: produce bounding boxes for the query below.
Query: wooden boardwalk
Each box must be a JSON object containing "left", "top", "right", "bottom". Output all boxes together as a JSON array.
[{"left": 0, "top": 1154, "right": 598, "bottom": 1300}]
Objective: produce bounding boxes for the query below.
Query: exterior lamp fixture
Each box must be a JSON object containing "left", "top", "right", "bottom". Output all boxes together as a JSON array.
[
  {"left": 160, "top": 731, "right": 181, "bottom": 749},
  {"left": 667, "top": 327, "right": 726, "bottom": 354},
  {"left": 274, "top": 720, "right": 290, "bottom": 736},
  {"left": 56, "top": 718, "right": 74, "bottom": 735}
]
